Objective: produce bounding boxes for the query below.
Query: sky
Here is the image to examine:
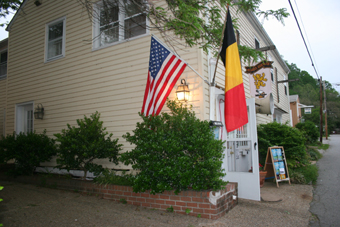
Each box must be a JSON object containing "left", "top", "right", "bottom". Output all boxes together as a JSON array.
[
  {"left": 0, "top": 0, "right": 339, "bottom": 91},
  {"left": 259, "top": 0, "right": 340, "bottom": 92}
]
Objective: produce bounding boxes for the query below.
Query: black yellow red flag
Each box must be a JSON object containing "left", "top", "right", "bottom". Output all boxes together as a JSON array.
[{"left": 219, "top": 8, "right": 248, "bottom": 132}]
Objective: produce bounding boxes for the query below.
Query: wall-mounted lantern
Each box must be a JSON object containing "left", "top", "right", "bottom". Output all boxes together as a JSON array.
[
  {"left": 34, "top": 104, "right": 44, "bottom": 119},
  {"left": 176, "top": 79, "right": 190, "bottom": 101}
]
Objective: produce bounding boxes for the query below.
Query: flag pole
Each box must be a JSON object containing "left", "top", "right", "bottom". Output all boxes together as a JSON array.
[
  {"left": 211, "top": 6, "right": 229, "bottom": 87},
  {"left": 151, "top": 34, "right": 210, "bottom": 85}
]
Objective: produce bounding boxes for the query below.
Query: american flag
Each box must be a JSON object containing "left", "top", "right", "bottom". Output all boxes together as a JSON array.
[{"left": 141, "top": 37, "right": 187, "bottom": 116}]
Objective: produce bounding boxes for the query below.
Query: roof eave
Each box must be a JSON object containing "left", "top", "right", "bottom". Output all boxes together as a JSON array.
[
  {"left": 6, "top": 0, "right": 28, "bottom": 32},
  {"left": 244, "top": 11, "right": 290, "bottom": 75}
]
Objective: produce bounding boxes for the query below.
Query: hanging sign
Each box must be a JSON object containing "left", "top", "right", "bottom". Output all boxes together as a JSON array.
[
  {"left": 246, "top": 61, "right": 273, "bottom": 99},
  {"left": 305, "top": 108, "right": 312, "bottom": 114}
]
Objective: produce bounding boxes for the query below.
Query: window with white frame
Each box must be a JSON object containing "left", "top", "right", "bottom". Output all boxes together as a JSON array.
[
  {"left": 46, "top": 17, "right": 66, "bottom": 61},
  {"left": 93, "top": 0, "right": 147, "bottom": 48},
  {"left": 0, "top": 50, "right": 7, "bottom": 79}
]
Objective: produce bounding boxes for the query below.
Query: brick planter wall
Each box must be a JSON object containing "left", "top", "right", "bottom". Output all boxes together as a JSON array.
[{"left": 0, "top": 174, "right": 238, "bottom": 219}]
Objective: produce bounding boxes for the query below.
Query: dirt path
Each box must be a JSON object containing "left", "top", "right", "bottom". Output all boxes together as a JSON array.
[{"left": 0, "top": 180, "right": 312, "bottom": 227}]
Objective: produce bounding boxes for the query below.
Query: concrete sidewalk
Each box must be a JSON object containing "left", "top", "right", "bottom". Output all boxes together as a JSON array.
[{"left": 0, "top": 180, "right": 313, "bottom": 227}]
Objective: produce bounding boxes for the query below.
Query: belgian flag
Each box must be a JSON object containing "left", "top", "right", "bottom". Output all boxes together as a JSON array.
[{"left": 220, "top": 8, "right": 248, "bottom": 132}]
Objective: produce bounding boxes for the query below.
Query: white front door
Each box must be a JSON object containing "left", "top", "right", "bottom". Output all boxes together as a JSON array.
[
  {"left": 217, "top": 97, "right": 260, "bottom": 201},
  {"left": 16, "top": 103, "right": 34, "bottom": 134}
]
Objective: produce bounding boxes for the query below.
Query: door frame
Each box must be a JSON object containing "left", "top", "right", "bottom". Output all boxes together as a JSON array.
[
  {"left": 216, "top": 96, "right": 260, "bottom": 201},
  {"left": 15, "top": 101, "right": 34, "bottom": 134}
]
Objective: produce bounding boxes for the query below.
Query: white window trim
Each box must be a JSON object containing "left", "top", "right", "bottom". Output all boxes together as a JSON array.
[
  {"left": 92, "top": 0, "right": 149, "bottom": 51},
  {"left": 0, "top": 48, "right": 7, "bottom": 80},
  {"left": 45, "top": 17, "right": 66, "bottom": 63}
]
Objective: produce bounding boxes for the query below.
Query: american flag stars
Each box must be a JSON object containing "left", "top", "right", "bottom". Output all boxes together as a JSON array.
[{"left": 149, "top": 39, "right": 170, "bottom": 79}]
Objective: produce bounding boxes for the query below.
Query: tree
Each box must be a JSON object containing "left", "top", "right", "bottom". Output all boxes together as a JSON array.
[
  {"left": 0, "top": 0, "right": 22, "bottom": 26},
  {"left": 77, "top": 0, "right": 289, "bottom": 63},
  {"left": 287, "top": 61, "right": 340, "bottom": 133}
]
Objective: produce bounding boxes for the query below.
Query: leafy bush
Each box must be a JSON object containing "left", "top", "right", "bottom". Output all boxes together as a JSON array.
[
  {"left": 0, "top": 131, "right": 56, "bottom": 175},
  {"left": 289, "top": 170, "right": 306, "bottom": 184},
  {"left": 307, "top": 148, "right": 322, "bottom": 161},
  {"left": 257, "top": 122, "right": 307, "bottom": 166},
  {"left": 295, "top": 164, "right": 319, "bottom": 184},
  {"left": 93, "top": 169, "right": 135, "bottom": 186},
  {"left": 120, "top": 100, "right": 226, "bottom": 194},
  {"left": 295, "top": 121, "right": 319, "bottom": 144},
  {"left": 54, "top": 112, "right": 122, "bottom": 179}
]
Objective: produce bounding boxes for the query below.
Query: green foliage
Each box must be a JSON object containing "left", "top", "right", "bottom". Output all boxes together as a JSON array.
[
  {"left": 93, "top": 169, "right": 135, "bottom": 186},
  {"left": 0, "top": 130, "right": 56, "bottom": 175},
  {"left": 0, "top": 185, "right": 2, "bottom": 227},
  {"left": 119, "top": 198, "right": 127, "bottom": 204},
  {"left": 147, "top": 0, "right": 288, "bottom": 59},
  {"left": 289, "top": 170, "right": 306, "bottom": 184},
  {"left": 0, "top": 0, "right": 22, "bottom": 25},
  {"left": 292, "top": 165, "right": 318, "bottom": 185},
  {"left": 295, "top": 121, "right": 319, "bottom": 144},
  {"left": 120, "top": 100, "right": 226, "bottom": 194},
  {"left": 238, "top": 45, "right": 265, "bottom": 66},
  {"left": 257, "top": 122, "right": 307, "bottom": 167},
  {"left": 197, "top": 214, "right": 201, "bottom": 218},
  {"left": 306, "top": 148, "right": 322, "bottom": 161},
  {"left": 185, "top": 208, "right": 191, "bottom": 214},
  {"left": 54, "top": 112, "right": 122, "bottom": 179},
  {"left": 166, "top": 206, "right": 174, "bottom": 212},
  {"left": 287, "top": 61, "right": 340, "bottom": 134}
]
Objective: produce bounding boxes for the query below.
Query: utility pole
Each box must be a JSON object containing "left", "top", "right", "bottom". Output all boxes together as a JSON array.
[
  {"left": 323, "top": 81, "right": 328, "bottom": 140},
  {"left": 319, "top": 77, "right": 323, "bottom": 143}
]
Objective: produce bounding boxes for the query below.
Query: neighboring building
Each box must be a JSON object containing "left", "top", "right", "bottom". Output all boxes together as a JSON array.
[
  {"left": 289, "top": 94, "right": 313, "bottom": 127},
  {"left": 290, "top": 95, "right": 301, "bottom": 127},
  {"left": 3, "top": 0, "right": 290, "bottom": 200}
]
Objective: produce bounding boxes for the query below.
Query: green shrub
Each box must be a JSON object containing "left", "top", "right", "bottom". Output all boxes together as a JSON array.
[
  {"left": 257, "top": 122, "right": 308, "bottom": 167},
  {"left": 293, "top": 165, "right": 318, "bottom": 184},
  {"left": 0, "top": 130, "right": 56, "bottom": 175},
  {"left": 93, "top": 169, "right": 135, "bottom": 186},
  {"left": 295, "top": 121, "right": 319, "bottom": 144},
  {"left": 307, "top": 148, "right": 322, "bottom": 161},
  {"left": 54, "top": 112, "right": 122, "bottom": 179},
  {"left": 0, "top": 185, "right": 2, "bottom": 227},
  {"left": 289, "top": 170, "right": 306, "bottom": 184},
  {"left": 120, "top": 100, "right": 226, "bottom": 194}
]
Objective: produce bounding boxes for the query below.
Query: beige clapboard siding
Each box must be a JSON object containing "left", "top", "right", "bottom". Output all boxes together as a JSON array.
[
  {"left": 0, "top": 79, "right": 6, "bottom": 136},
  {"left": 6, "top": 0, "right": 203, "bottom": 154}
]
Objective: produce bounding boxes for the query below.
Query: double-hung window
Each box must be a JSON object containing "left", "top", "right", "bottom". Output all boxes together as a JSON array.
[
  {"left": 93, "top": 0, "right": 147, "bottom": 48},
  {"left": 45, "top": 17, "right": 66, "bottom": 62}
]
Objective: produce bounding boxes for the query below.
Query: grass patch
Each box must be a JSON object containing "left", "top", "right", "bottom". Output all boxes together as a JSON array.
[
  {"left": 309, "top": 142, "right": 329, "bottom": 150},
  {"left": 290, "top": 164, "right": 318, "bottom": 185}
]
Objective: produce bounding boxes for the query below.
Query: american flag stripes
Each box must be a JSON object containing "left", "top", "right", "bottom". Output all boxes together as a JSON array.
[{"left": 141, "top": 37, "right": 187, "bottom": 116}]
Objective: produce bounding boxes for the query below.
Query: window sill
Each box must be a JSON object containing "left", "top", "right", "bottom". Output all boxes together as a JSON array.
[
  {"left": 92, "top": 33, "right": 149, "bottom": 52},
  {"left": 45, "top": 54, "right": 65, "bottom": 63}
]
